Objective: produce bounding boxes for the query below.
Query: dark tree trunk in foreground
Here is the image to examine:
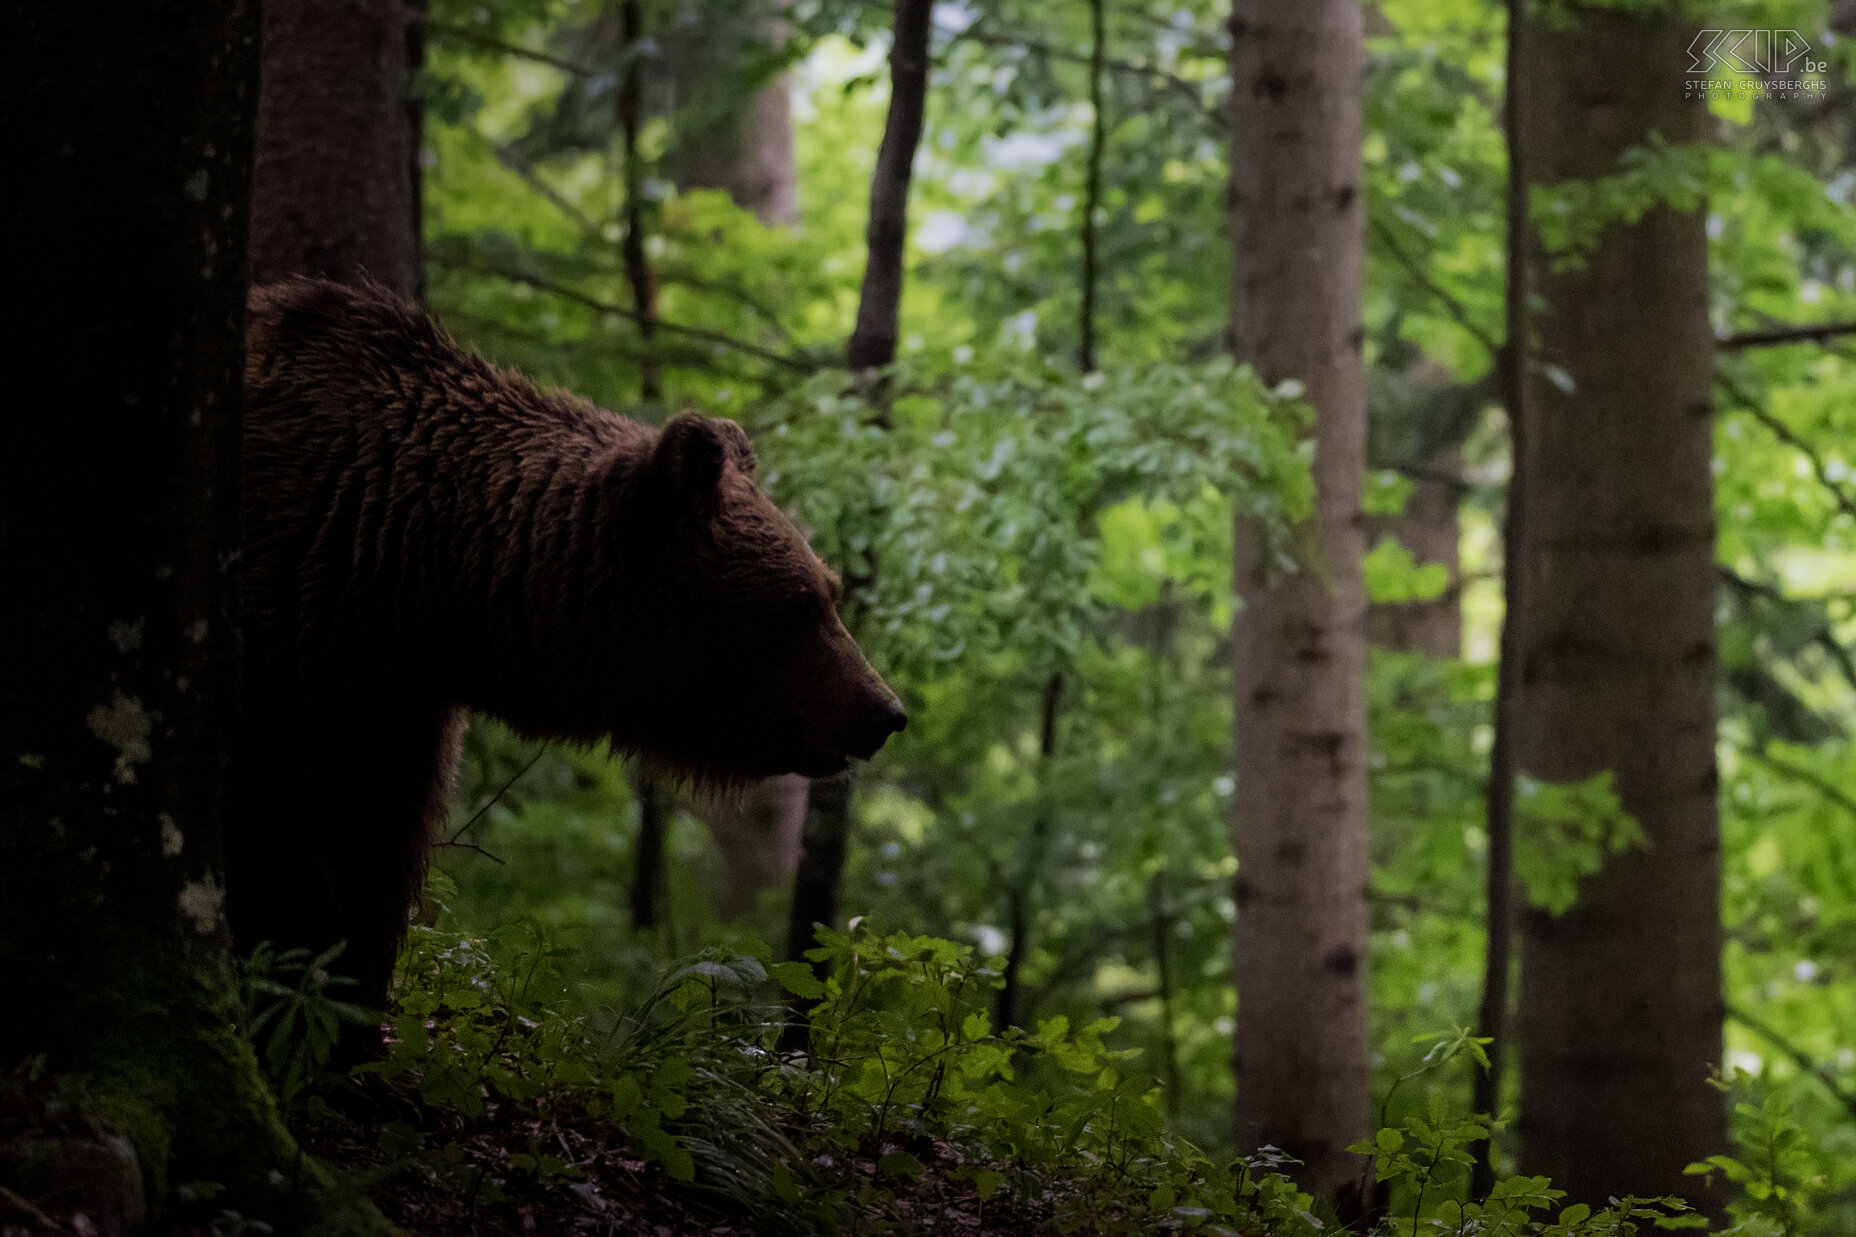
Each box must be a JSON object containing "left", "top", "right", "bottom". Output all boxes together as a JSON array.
[
  {"left": 1227, "top": 0, "right": 1373, "bottom": 1213},
  {"left": 250, "top": 0, "right": 420, "bottom": 296},
  {"left": 1515, "top": 3, "right": 1725, "bottom": 1211},
  {"left": 2, "top": 3, "right": 387, "bottom": 1226},
  {"left": 782, "top": 0, "right": 934, "bottom": 1050}
]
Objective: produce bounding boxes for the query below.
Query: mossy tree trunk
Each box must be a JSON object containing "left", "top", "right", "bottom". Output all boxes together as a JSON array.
[
  {"left": 1226, "top": 0, "right": 1374, "bottom": 1215},
  {"left": 2, "top": 3, "right": 392, "bottom": 1230},
  {"left": 1514, "top": 2, "right": 1725, "bottom": 1210}
]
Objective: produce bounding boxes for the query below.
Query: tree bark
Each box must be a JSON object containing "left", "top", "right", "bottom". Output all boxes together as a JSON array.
[
  {"left": 698, "top": 775, "right": 810, "bottom": 921},
  {"left": 783, "top": 0, "right": 934, "bottom": 1053},
  {"left": 669, "top": 0, "right": 800, "bottom": 229},
  {"left": 845, "top": 0, "right": 935, "bottom": 374},
  {"left": 250, "top": 0, "right": 420, "bottom": 298},
  {"left": 1226, "top": 0, "right": 1373, "bottom": 1213},
  {"left": 1470, "top": 0, "right": 1528, "bottom": 1199},
  {"left": 3, "top": 2, "right": 388, "bottom": 1225},
  {"left": 1514, "top": 3, "right": 1725, "bottom": 1211},
  {"left": 1365, "top": 450, "right": 1462, "bottom": 657}
]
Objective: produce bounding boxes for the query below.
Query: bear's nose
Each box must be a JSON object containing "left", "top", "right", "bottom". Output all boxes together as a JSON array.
[
  {"left": 873, "top": 695, "right": 907, "bottom": 737},
  {"left": 850, "top": 693, "right": 907, "bottom": 760}
]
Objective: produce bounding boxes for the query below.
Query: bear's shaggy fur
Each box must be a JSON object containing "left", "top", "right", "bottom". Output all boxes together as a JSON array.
[{"left": 231, "top": 278, "right": 904, "bottom": 1014}]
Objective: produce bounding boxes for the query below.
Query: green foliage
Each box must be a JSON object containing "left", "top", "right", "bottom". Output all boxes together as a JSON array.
[
  {"left": 237, "top": 942, "right": 376, "bottom": 1113},
  {"left": 1688, "top": 1072, "right": 1845, "bottom": 1237},
  {"left": 402, "top": 0, "right": 1856, "bottom": 1227},
  {"left": 1513, "top": 773, "right": 1645, "bottom": 916}
]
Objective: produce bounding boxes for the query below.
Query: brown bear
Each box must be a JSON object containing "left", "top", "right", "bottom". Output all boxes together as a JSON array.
[{"left": 230, "top": 277, "right": 904, "bottom": 1018}]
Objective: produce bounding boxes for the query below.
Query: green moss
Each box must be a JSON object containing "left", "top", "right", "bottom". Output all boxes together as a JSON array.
[{"left": 59, "top": 938, "right": 402, "bottom": 1236}]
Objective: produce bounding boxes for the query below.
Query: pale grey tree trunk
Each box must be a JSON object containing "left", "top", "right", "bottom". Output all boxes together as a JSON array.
[
  {"left": 1227, "top": 0, "right": 1373, "bottom": 1213},
  {"left": 665, "top": 1, "right": 799, "bottom": 226},
  {"left": 1515, "top": 3, "right": 1725, "bottom": 1210},
  {"left": 675, "top": 75, "right": 799, "bottom": 226}
]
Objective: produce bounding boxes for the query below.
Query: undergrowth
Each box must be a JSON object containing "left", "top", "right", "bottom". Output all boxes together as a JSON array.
[{"left": 231, "top": 910, "right": 1824, "bottom": 1236}]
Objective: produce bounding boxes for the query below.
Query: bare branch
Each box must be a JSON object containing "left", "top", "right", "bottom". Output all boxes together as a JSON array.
[
  {"left": 1716, "top": 370, "right": 1856, "bottom": 526},
  {"left": 1739, "top": 741, "right": 1856, "bottom": 824},
  {"left": 1727, "top": 1001, "right": 1856, "bottom": 1121},
  {"left": 1717, "top": 319, "right": 1856, "bottom": 352},
  {"left": 1369, "top": 214, "right": 1503, "bottom": 357},
  {"left": 440, "top": 259, "right": 815, "bottom": 371},
  {"left": 423, "top": 18, "right": 596, "bottom": 77},
  {"left": 1717, "top": 566, "right": 1856, "bottom": 696},
  {"left": 445, "top": 745, "right": 549, "bottom": 850}
]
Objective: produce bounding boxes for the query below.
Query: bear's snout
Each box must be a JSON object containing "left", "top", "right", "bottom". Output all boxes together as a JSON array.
[{"left": 847, "top": 690, "right": 907, "bottom": 761}]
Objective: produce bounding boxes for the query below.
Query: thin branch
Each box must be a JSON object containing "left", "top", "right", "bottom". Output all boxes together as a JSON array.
[
  {"left": 1717, "top": 370, "right": 1856, "bottom": 526},
  {"left": 442, "top": 744, "right": 549, "bottom": 854},
  {"left": 439, "top": 307, "right": 774, "bottom": 388},
  {"left": 423, "top": 18, "right": 597, "bottom": 76},
  {"left": 1727, "top": 1001, "right": 1856, "bottom": 1121},
  {"left": 441, "top": 259, "right": 814, "bottom": 370},
  {"left": 1078, "top": 0, "right": 1107, "bottom": 373},
  {"left": 1717, "top": 566, "right": 1856, "bottom": 696},
  {"left": 657, "top": 267, "right": 805, "bottom": 351},
  {"left": 1369, "top": 214, "right": 1503, "bottom": 357},
  {"left": 843, "top": 0, "right": 1220, "bottom": 117},
  {"left": 463, "top": 128, "right": 600, "bottom": 234},
  {"left": 964, "top": 27, "right": 1221, "bottom": 126},
  {"left": 434, "top": 838, "right": 506, "bottom": 865},
  {"left": 1739, "top": 742, "right": 1856, "bottom": 824},
  {"left": 1717, "top": 319, "right": 1856, "bottom": 352}
]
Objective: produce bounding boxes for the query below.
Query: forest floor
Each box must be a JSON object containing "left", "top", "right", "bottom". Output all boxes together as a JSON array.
[{"left": 304, "top": 1094, "right": 1045, "bottom": 1237}]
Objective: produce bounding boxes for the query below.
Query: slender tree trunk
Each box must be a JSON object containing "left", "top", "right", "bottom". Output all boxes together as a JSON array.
[
  {"left": 1078, "top": 0, "right": 1107, "bottom": 373},
  {"left": 783, "top": 0, "right": 934, "bottom": 1052},
  {"left": 1470, "top": 0, "right": 1528, "bottom": 1198},
  {"left": 1365, "top": 447, "right": 1462, "bottom": 657},
  {"left": 662, "top": 1, "right": 812, "bottom": 924},
  {"left": 611, "top": 0, "right": 683, "bottom": 935},
  {"left": 845, "top": 0, "right": 935, "bottom": 375},
  {"left": 250, "top": 0, "right": 419, "bottom": 297},
  {"left": 630, "top": 767, "right": 670, "bottom": 932},
  {"left": 994, "top": 673, "right": 1063, "bottom": 1031},
  {"left": 1514, "top": 3, "right": 1724, "bottom": 1211},
  {"left": 2, "top": 3, "right": 386, "bottom": 1226},
  {"left": 1226, "top": 0, "right": 1373, "bottom": 1214}
]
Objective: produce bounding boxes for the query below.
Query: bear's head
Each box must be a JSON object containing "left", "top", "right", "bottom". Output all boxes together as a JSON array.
[{"left": 600, "top": 414, "right": 905, "bottom": 783}]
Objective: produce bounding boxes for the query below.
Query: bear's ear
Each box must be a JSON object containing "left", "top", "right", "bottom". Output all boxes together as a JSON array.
[{"left": 653, "top": 414, "right": 755, "bottom": 509}]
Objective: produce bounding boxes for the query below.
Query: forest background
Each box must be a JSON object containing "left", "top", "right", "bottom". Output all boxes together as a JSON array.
[
  {"left": 5, "top": 0, "right": 1856, "bottom": 1233},
  {"left": 412, "top": 0, "right": 1856, "bottom": 1226}
]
